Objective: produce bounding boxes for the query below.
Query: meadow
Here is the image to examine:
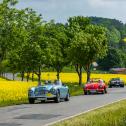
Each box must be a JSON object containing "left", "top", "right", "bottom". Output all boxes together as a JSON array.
[
  {"left": 1, "top": 72, "right": 126, "bottom": 106},
  {"left": 52, "top": 100, "right": 126, "bottom": 126}
]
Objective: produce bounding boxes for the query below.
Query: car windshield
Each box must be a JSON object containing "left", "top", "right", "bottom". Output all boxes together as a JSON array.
[
  {"left": 44, "top": 80, "right": 52, "bottom": 85},
  {"left": 89, "top": 79, "right": 100, "bottom": 83}
]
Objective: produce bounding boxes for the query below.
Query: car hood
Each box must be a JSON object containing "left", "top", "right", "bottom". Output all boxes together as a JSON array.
[
  {"left": 85, "top": 83, "right": 104, "bottom": 88},
  {"left": 111, "top": 80, "right": 120, "bottom": 82},
  {"left": 86, "top": 83, "right": 98, "bottom": 86},
  {"left": 30, "top": 84, "right": 56, "bottom": 91}
]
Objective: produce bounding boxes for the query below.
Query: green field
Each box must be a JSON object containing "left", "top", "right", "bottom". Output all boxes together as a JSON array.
[{"left": 52, "top": 100, "right": 126, "bottom": 126}]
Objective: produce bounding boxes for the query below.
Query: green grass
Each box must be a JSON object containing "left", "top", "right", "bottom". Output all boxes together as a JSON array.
[
  {"left": 66, "top": 83, "right": 84, "bottom": 96},
  {"left": 0, "top": 98, "right": 28, "bottom": 107},
  {"left": 52, "top": 100, "right": 126, "bottom": 126}
]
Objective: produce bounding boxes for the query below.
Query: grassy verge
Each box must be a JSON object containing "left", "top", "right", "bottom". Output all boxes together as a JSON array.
[
  {"left": 0, "top": 98, "right": 28, "bottom": 107},
  {"left": 66, "top": 83, "right": 84, "bottom": 96},
  {"left": 52, "top": 100, "right": 126, "bottom": 126}
]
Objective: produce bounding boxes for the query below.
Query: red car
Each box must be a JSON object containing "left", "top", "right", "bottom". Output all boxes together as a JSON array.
[{"left": 83, "top": 78, "right": 107, "bottom": 95}]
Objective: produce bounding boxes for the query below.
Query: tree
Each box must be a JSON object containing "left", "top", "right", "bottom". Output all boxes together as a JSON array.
[
  {"left": 44, "top": 22, "right": 69, "bottom": 80},
  {"left": 98, "top": 47, "right": 126, "bottom": 70},
  {"left": 67, "top": 16, "right": 91, "bottom": 85},
  {"left": 5, "top": 2, "right": 49, "bottom": 83},
  {"left": 69, "top": 24, "right": 108, "bottom": 85}
]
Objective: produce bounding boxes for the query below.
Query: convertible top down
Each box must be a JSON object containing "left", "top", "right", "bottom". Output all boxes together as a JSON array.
[
  {"left": 83, "top": 78, "right": 107, "bottom": 95},
  {"left": 28, "top": 80, "right": 70, "bottom": 103}
]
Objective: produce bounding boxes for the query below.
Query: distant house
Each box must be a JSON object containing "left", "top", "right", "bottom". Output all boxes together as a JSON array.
[{"left": 110, "top": 68, "right": 126, "bottom": 74}]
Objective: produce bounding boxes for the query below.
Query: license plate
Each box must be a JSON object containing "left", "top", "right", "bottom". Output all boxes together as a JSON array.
[
  {"left": 37, "top": 98, "right": 46, "bottom": 100},
  {"left": 90, "top": 90, "right": 96, "bottom": 93},
  {"left": 46, "top": 93, "right": 53, "bottom": 97}
]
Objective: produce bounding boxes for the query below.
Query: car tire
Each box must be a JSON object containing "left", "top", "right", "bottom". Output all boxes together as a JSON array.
[
  {"left": 84, "top": 91, "right": 87, "bottom": 95},
  {"left": 121, "top": 85, "right": 124, "bottom": 88},
  {"left": 102, "top": 89, "right": 105, "bottom": 94},
  {"left": 29, "top": 98, "right": 35, "bottom": 104},
  {"left": 54, "top": 91, "right": 60, "bottom": 103},
  {"left": 104, "top": 88, "right": 107, "bottom": 93},
  {"left": 41, "top": 100, "right": 46, "bottom": 103},
  {"left": 65, "top": 91, "right": 70, "bottom": 101},
  {"left": 109, "top": 85, "right": 112, "bottom": 88}
]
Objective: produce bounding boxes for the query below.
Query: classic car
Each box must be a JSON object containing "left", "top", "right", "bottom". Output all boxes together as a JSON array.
[
  {"left": 28, "top": 80, "right": 70, "bottom": 104},
  {"left": 108, "top": 78, "right": 124, "bottom": 88},
  {"left": 83, "top": 78, "right": 107, "bottom": 95}
]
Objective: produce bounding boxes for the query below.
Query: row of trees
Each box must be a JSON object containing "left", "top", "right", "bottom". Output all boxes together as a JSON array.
[{"left": 0, "top": 0, "right": 108, "bottom": 85}]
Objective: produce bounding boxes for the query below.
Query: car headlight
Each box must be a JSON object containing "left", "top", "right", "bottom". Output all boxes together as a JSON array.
[
  {"left": 29, "top": 89, "right": 33, "bottom": 93},
  {"left": 50, "top": 88, "right": 56, "bottom": 94}
]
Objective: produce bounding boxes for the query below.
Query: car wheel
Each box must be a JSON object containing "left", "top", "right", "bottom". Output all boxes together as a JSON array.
[
  {"left": 84, "top": 90, "right": 87, "bottom": 95},
  {"left": 102, "top": 89, "right": 105, "bottom": 94},
  {"left": 54, "top": 91, "right": 60, "bottom": 103},
  {"left": 65, "top": 91, "right": 70, "bottom": 101},
  {"left": 109, "top": 85, "right": 112, "bottom": 88},
  {"left": 121, "top": 85, "right": 124, "bottom": 88},
  {"left": 104, "top": 88, "right": 107, "bottom": 93},
  {"left": 29, "top": 98, "right": 35, "bottom": 104},
  {"left": 87, "top": 91, "right": 91, "bottom": 95},
  {"left": 41, "top": 100, "right": 46, "bottom": 103}
]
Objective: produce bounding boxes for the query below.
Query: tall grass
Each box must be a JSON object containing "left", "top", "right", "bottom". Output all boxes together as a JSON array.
[{"left": 52, "top": 100, "right": 126, "bottom": 126}]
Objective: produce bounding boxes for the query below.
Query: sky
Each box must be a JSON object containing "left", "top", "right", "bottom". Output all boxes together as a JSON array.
[{"left": 16, "top": 0, "right": 126, "bottom": 23}]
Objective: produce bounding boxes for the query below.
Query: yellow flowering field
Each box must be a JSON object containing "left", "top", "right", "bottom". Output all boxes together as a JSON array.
[
  {"left": 0, "top": 80, "right": 37, "bottom": 106},
  {"left": 32, "top": 72, "right": 126, "bottom": 84},
  {"left": 0, "top": 72, "right": 126, "bottom": 106},
  {"left": 0, "top": 78, "right": 8, "bottom": 81}
]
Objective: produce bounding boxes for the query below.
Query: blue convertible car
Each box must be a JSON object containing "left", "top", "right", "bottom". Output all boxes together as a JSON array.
[{"left": 28, "top": 80, "right": 70, "bottom": 103}]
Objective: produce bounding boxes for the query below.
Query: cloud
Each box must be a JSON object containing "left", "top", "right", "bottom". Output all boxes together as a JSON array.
[{"left": 88, "top": 0, "right": 118, "bottom": 8}]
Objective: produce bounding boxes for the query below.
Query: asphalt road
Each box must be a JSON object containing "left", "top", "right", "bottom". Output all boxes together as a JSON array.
[{"left": 0, "top": 87, "right": 126, "bottom": 126}]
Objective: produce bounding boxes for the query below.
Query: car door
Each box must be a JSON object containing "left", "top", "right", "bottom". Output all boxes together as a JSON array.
[{"left": 60, "top": 85, "right": 68, "bottom": 98}]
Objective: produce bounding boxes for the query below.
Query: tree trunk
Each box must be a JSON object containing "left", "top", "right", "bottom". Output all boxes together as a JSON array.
[
  {"left": 32, "top": 72, "right": 34, "bottom": 82},
  {"left": 21, "top": 71, "right": 24, "bottom": 81},
  {"left": 38, "top": 66, "right": 41, "bottom": 85},
  {"left": 56, "top": 71, "right": 60, "bottom": 80},
  {"left": 78, "top": 71, "right": 82, "bottom": 86},
  {"left": 56, "top": 65, "right": 60, "bottom": 80},
  {"left": 12, "top": 73, "right": 15, "bottom": 80},
  {"left": 26, "top": 72, "right": 30, "bottom": 82},
  {"left": 86, "top": 70, "right": 91, "bottom": 82},
  {"left": 83, "top": 64, "right": 91, "bottom": 83},
  {"left": 75, "top": 64, "right": 83, "bottom": 86}
]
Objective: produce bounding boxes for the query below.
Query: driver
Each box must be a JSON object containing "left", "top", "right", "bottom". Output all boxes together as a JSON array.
[
  {"left": 54, "top": 79, "right": 62, "bottom": 85},
  {"left": 98, "top": 79, "right": 103, "bottom": 84},
  {"left": 45, "top": 80, "right": 48, "bottom": 85}
]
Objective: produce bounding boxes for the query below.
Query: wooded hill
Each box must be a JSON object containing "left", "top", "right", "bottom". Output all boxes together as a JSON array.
[{"left": 90, "top": 17, "right": 126, "bottom": 70}]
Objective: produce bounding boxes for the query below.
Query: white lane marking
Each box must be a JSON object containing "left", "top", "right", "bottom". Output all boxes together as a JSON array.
[{"left": 44, "top": 97, "right": 126, "bottom": 126}]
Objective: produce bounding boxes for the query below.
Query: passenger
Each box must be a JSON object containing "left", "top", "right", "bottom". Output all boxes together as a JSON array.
[
  {"left": 90, "top": 79, "right": 93, "bottom": 83},
  {"left": 38, "top": 81, "right": 42, "bottom": 86},
  {"left": 45, "top": 80, "right": 48, "bottom": 85},
  {"left": 98, "top": 79, "right": 103, "bottom": 84},
  {"left": 48, "top": 80, "right": 52, "bottom": 84}
]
